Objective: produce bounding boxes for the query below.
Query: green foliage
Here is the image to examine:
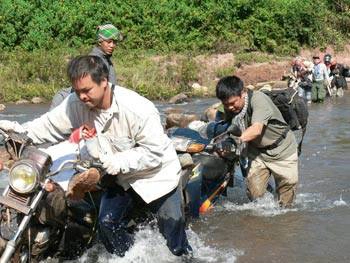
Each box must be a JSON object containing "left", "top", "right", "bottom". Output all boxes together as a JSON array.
[
  {"left": 0, "top": 0, "right": 348, "bottom": 53},
  {"left": 235, "top": 52, "right": 279, "bottom": 64},
  {"left": 0, "top": 47, "right": 80, "bottom": 102},
  {"left": 0, "top": 0, "right": 350, "bottom": 102},
  {"left": 215, "top": 66, "right": 236, "bottom": 79},
  {"left": 116, "top": 53, "right": 200, "bottom": 100}
]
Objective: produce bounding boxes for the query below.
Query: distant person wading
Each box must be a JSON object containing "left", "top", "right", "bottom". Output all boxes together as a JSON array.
[{"left": 311, "top": 54, "right": 330, "bottom": 103}]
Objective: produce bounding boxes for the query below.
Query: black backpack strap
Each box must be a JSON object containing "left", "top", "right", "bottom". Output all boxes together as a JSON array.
[
  {"left": 261, "top": 126, "right": 290, "bottom": 151},
  {"left": 245, "top": 89, "right": 253, "bottom": 127},
  {"left": 297, "top": 125, "right": 306, "bottom": 156},
  {"left": 247, "top": 89, "right": 291, "bottom": 151}
]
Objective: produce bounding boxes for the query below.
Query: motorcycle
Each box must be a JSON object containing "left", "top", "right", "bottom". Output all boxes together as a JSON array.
[
  {"left": 168, "top": 125, "right": 243, "bottom": 218},
  {"left": 0, "top": 129, "right": 102, "bottom": 262},
  {"left": 0, "top": 124, "right": 243, "bottom": 262}
]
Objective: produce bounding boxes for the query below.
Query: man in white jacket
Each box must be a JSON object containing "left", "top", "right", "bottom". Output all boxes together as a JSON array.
[{"left": 0, "top": 55, "right": 191, "bottom": 257}]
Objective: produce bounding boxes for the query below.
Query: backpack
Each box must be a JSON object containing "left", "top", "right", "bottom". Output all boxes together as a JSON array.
[
  {"left": 331, "top": 75, "right": 348, "bottom": 89},
  {"left": 248, "top": 88, "right": 308, "bottom": 155}
]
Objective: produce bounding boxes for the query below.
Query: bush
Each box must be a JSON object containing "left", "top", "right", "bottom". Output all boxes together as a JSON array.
[
  {"left": 0, "top": 0, "right": 349, "bottom": 102},
  {"left": 0, "top": 0, "right": 348, "bottom": 53}
]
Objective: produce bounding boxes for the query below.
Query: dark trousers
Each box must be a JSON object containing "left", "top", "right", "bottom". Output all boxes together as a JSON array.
[{"left": 98, "top": 184, "right": 191, "bottom": 257}]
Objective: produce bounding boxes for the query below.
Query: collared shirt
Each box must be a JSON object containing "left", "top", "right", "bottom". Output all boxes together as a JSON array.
[
  {"left": 89, "top": 47, "right": 117, "bottom": 84},
  {"left": 23, "top": 84, "right": 181, "bottom": 203},
  {"left": 312, "top": 62, "right": 330, "bottom": 82}
]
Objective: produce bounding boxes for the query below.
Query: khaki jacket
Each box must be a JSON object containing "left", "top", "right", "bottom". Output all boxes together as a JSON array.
[{"left": 23, "top": 84, "right": 181, "bottom": 203}]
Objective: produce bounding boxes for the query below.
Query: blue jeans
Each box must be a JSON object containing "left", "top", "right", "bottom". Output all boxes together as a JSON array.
[
  {"left": 98, "top": 185, "right": 191, "bottom": 257},
  {"left": 298, "top": 85, "right": 312, "bottom": 103}
]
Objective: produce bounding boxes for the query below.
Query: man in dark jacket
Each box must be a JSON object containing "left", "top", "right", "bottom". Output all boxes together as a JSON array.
[
  {"left": 50, "top": 24, "right": 120, "bottom": 110},
  {"left": 89, "top": 23, "right": 119, "bottom": 84}
]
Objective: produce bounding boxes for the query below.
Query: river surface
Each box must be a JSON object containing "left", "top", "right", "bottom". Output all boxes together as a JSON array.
[{"left": 0, "top": 95, "right": 349, "bottom": 263}]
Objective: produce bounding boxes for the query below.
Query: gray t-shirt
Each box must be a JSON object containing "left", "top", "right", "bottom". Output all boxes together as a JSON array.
[
  {"left": 89, "top": 47, "right": 117, "bottom": 85},
  {"left": 248, "top": 91, "right": 297, "bottom": 160},
  {"left": 49, "top": 87, "right": 73, "bottom": 111}
]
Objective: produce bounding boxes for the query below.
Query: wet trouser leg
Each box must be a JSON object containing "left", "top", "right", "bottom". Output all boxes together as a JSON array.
[
  {"left": 246, "top": 152, "right": 298, "bottom": 207},
  {"left": 99, "top": 185, "right": 191, "bottom": 257},
  {"left": 246, "top": 158, "right": 271, "bottom": 200},
  {"left": 98, "top": 186, "right": 135, "bottom": 256},
  {"left": 312, "top": 81, "right": 326, "bottom": 102},
  {"left": 305, "top": 86, "right": 312, "bottom": 103},
  {"left": 298, "top": 86, "right": 305, "bottom": 99},
  {"left": 266, "top": 152, "right": 298, "bottom": 207},
  {"left": 148, "top": 186, "right": 192, "bottom": 256},
  {"left": 318, "top": 82, "right": 327, "bottom": 101}
]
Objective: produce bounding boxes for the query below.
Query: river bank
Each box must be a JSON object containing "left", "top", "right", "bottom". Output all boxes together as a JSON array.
[{"left": 1, "top": 45, "right": 350, "bottom": 107}]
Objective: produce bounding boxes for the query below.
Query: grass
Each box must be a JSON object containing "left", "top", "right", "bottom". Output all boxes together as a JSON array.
[{"left": 0, "top": 47, "right": 290, "bottom": 103}]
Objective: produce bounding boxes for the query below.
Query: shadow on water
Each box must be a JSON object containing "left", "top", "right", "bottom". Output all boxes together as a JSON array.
[{"left": 1, "top": 94, "right": 350, "bottom": 262}]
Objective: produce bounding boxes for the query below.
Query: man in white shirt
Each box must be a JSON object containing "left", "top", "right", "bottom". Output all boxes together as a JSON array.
[
  {"left": 312, "top": 54, "right": 330, "bottom": 103},
  {"left": 0, "top": 55, "right": 191, "bottom": 257}
]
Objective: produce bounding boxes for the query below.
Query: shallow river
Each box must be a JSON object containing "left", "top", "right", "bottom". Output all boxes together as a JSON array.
[{"left": 0, "top": 94, "right": 349, "bottom": 263}]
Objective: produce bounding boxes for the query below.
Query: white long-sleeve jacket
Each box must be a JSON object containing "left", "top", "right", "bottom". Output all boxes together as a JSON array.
[{"left": 23, "top": 84, "right": 181, "bottom": 203}]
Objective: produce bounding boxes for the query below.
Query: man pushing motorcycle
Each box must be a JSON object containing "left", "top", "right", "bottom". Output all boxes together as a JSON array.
[
  {"left": 216, "top": 76, "right": 299, "bottom": 208},
  {"left": 0, "top": 55, "right": 192, "bottom": 257}
]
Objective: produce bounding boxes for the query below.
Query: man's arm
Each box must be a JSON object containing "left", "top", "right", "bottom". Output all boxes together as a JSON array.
[
  {"left": 240, "top": 122, "right": 264, "bottom": 142},
  {"left": 23, "top": 97, "right": 75, "bottom": 144},
  {"left": 239, "top": 92, "right": 272, "bottom": 143}
]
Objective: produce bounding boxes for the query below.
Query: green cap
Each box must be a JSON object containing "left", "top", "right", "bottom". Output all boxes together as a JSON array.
[{"left": 96, "top": 24, "right": 120, "bottom": 41}]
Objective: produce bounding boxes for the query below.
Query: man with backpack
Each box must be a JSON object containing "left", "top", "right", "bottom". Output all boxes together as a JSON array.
[{"left": 216, "top": 76, "right": 299, "bottom": 208}]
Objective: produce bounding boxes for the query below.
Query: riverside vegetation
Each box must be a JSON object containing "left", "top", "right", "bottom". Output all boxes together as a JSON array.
[{"left": 0, "top": 0, "right": 349, "bottom": 102}]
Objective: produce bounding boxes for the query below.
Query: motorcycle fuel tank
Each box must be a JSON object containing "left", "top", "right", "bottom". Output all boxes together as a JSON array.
[{"left": 192, "top": 153, "right": 228, "bottom": 181}]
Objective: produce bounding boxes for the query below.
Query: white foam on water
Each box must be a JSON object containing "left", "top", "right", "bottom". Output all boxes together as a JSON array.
[
  {"left": 219, "top": 192, "right": 297, "bottom": 217},
  {"left": 69, "top": 225, "right": 240, "bottom": 263},
  {"left": 216, "top": 190, "right": 348, "bottom": 217},
  {"left": 333, "top": 194, "right": 348, "bottom": 206}
]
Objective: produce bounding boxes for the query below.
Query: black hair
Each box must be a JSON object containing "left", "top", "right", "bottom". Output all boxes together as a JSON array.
[
  {"left": 67, "top": 55, "right": 109, "bottom": 86},
  {"left": 216, "top": 75, "right": 244, "bottom": 101}
]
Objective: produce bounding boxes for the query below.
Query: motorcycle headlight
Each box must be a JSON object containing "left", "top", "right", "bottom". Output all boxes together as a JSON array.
[{"left": 9, "top": 160, "right": 40, "bottom": 194}]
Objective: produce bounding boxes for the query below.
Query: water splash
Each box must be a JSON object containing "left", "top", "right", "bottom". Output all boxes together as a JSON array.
[
  {"left": 216, "top": 189, "right": 348, "bottom": 217},
  {"left": 60, "top": 225, "right": 240, "bottom": 263},
  {"left": 219, "top": 192, "right": 297, "bottom": 217},
  {"left": 333, "top": 194, "right": 348, "bottom": 206}
]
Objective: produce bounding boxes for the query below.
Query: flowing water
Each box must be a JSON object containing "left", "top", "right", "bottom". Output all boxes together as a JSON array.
[{"left": 1, "top": 94, "right": 350, "bottom": 263}]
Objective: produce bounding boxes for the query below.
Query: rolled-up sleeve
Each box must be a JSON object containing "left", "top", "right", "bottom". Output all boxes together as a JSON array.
[{"left": 251, "top": 94, "right": 273, "bottom": 126}]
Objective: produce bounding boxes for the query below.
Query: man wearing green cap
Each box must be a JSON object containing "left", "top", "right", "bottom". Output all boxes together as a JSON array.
[
  {"left": 50, "top": 23, "right": 120, "bottom": 110},
  {"left": 90, "top": 23, "right": 120, "bottom": 84}
]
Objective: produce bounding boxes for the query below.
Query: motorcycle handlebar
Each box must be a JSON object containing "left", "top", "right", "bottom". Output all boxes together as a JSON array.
[{"left": 91, "top": 160, "right": 103, "bottom": 169}]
